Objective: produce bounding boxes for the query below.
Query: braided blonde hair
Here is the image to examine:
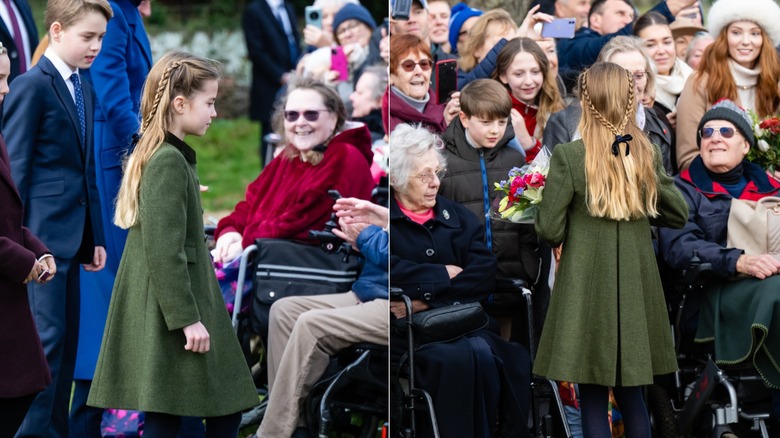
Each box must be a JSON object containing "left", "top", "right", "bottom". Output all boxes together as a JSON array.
[
  {"left": 578, "top": 62, "right": 659, "bottom": 221},
  {"left": 114, "top": 51, "right": 221, "bottom": 228}
]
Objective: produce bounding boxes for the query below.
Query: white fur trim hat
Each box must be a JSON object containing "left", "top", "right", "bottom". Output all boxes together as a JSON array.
[{"left": 707, "top": 0, "right": 780, "bottom": 46}]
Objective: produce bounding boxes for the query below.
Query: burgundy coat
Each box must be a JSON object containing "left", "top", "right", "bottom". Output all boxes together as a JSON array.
[{"left": 0, "top": 135, "right": 51, "bottom": 398}]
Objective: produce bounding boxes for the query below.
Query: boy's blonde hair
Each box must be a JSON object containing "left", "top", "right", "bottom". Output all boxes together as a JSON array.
[
  {"left": 114, "top": 51, "right": 221, "bottom": 229},
  {"left": 578, "top": 62, "right": 659, "bottom": 221},
  {"left": 459, "top": 78, "right": 511, "bottom": 121},
  {"left": 45, "top": 0, "right": 113, "bottom": 34}
]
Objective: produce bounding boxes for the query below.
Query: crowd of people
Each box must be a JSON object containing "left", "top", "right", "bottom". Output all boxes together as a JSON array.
[{"left": 3, "top": 0, "right": 780, "bottom": 437}]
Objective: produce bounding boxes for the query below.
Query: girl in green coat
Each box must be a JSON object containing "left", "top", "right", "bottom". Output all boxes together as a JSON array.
[
  {"left": 88, "top": 51, "right": 258, "bottom": 437},
  {"left": 534, "top": 62, "right": 688, "bottom": 438}
]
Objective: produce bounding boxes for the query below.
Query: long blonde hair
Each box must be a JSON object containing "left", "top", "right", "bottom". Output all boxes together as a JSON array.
[
  {"left": 579, "top": 62, "right": 659, "bottom": 221},
  {"left": 114, "top": 51, "right": 221, "bottom": 228}
]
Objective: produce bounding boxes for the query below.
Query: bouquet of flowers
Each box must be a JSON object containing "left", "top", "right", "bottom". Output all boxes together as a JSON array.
[
  {"left": 493, "top": 147, "right": 551, "bottom": 223},
  {"left": 747, "top": 112, "right": 780, "bottom": 173}
]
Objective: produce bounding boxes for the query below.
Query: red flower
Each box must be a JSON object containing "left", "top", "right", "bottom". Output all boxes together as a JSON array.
[
  {"left": 527, "top": 172, "right": 545, "bottom": 188},
  {"left": 760, "top": 117, "right": 780, "bottom": 135}
]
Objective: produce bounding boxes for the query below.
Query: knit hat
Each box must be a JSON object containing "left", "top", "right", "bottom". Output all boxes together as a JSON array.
[
  {"left": 696, "top": 99, "right": 755, "bottom": 149},
  {"left": 333, "top": 4, "right": 377, "bottom": 38},
  {"left": 448, "top": 3, "right": 483, "bottom": 54},
  {"left": 707, "top": 0, "right": 780, "bottom": 46}
]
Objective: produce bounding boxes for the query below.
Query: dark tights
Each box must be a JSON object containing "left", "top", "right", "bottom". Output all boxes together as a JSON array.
[
  {"left": 144, "top": 411, "right": 241, "bottom": 438},
  {"left": 0, "top": 393, "right": 36, "bottom": 438},
  {"left": 579, "top": 384, "right": 650, "bottom": 438}
]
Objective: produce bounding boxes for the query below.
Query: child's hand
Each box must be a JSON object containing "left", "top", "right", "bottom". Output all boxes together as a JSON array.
[
  {"left": 83, "top": 246, "right": 107, "bottom": 272},
  {"left": 183, "top": 321, "right": 210, "bottom": 353},
  {"left": 24, "top": 260, "right": 45, "bottom": 285}
]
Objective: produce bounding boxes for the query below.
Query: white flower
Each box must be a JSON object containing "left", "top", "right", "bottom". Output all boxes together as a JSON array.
[
  {"left": 755, "top": 123, "right": 765, "bottom": 138},
  {"left": 758, "top": 139, "right": 770, "bottom": 152}
]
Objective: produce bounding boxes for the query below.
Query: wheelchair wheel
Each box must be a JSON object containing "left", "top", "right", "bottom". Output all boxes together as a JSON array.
[{"left": 647, "top": 384, "right": 677, "bottom": 438}]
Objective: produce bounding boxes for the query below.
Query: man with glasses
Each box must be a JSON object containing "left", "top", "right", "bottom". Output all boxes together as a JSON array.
[{"left": 557, "top": 0, "right": 697, "bottom": 90}]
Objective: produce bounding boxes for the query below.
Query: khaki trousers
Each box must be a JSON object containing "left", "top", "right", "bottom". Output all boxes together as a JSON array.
[{"left": 257, "top": 292, "right": 388, "bottom": 437}]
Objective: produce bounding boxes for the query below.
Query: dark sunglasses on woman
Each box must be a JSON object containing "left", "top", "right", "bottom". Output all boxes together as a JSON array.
[
  {"left": 400, "top": 59, "right": 433, "bottom": 72},
  {"left": 284, "top": 109, "right": 330, "bottom": 122},
  {"left": 699, "top": 126, "right": 737, "bottom": 139}
]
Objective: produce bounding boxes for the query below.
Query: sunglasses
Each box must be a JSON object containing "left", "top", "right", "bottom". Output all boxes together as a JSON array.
[
  {"left": 283, "top": 109, "right": 330, "bottom": 122},
  {"left": 400, "top": 59, "right": 433, "bottom": 72},
  {"left": 699, "top": 126, "right": 737, "bottom": 139}
]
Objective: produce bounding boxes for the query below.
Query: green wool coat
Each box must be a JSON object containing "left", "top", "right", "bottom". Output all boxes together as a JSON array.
[
  {"left": 88, "top": 138, "right": 259, "bottom": 416},
  {"left": 533, "top": 140, "right": 688, "bottom": 387}
]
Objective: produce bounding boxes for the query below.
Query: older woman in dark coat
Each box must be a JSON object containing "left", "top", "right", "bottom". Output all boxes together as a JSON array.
[
  {"left": 0, "top": 45, "right": 55, "bottom": 435},
  {"left": 658, "top": 100, "right": 780, "bottom": 388},
  {"left": 389, "top": 124, "right": 530, "bottom": 438}
]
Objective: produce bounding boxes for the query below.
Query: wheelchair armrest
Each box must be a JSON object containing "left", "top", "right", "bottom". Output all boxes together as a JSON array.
[
  {"left": 494, "top": 277, "right": 531, "bottom": 295},
  {"left": 681, "top": 250, "right": 715, "bottom": 286},
  {"left": 389, "top": 287, "right": 405, "bottom": 301}
]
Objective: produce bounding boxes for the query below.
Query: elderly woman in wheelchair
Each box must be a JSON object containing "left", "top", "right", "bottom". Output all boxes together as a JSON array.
[
  {"left": 388, "top": 124, "right": 531, "bottom": 438},
  {"left": 212, "top": 77, "right": 375, "bottom": 265},
  {"left": 657, "top": 100, "right": 780, "bottom": 431}
]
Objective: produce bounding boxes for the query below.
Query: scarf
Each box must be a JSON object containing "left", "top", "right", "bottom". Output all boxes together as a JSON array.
[
  {"left": 728, "top": 59, "right": 761, "bottom": 112},
  {"left": 654, "top": 58, "right": 693, "bottom": 111}
]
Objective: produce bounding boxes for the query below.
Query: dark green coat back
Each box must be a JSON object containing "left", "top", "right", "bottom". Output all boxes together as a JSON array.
[
  {"left": 88, "top": 140, "right": 258, "bottom": 416},
  {"left": 533, "top": 140, "right": 688, "bottom": 387}
]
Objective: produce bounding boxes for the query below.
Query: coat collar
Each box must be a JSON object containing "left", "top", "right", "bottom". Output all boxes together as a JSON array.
[
  {"left": 681, "top": 155, "right": 780, "bottom": 200},
  {"left": 165, "top": 132, "right": 197, "bottom": 164},
  {"left": 390, "top": 192, "right": 462, "bottom": 229}
]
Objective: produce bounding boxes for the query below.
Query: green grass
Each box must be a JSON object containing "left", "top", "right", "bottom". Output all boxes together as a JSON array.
[{"left": 188, "top": 118, "right": 262, "bottom": 215}]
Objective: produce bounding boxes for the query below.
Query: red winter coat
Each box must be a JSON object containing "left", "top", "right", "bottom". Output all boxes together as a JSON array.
[
  {"left": 216, "top": 122, "right": 375, "bottom": 249},
  {"left": 0, "top": 135, "right": 51, "bottom": 398}
]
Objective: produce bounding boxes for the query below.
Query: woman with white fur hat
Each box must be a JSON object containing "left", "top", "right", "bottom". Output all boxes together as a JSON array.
[{"left": 675, "top": 0, "right": 780, "bottom": 171}]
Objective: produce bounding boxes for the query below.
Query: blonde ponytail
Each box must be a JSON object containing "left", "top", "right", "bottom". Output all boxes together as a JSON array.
[{"left": 578, "top": 63, "right": 659, "bottom": 221}]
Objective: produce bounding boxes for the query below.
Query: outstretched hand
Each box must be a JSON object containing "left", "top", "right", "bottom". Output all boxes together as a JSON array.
[
  {"left": 515, "top": 4, "right": 555, "bottom": 40},
  {"left": 333, "top": 197, "right": 389, "bottom": 228}
]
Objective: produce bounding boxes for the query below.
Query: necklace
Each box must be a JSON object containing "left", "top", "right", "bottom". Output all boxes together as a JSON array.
[{"left": 736, "top": 84, "right": 755, "bottom": 90}]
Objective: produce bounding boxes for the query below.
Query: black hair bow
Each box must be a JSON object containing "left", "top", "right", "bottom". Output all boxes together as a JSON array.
[{"left": 611, "top": 134, "right": 633, "bottom": 157}]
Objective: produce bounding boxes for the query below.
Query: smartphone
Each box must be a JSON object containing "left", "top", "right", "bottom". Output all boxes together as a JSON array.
[
  {"left": 37, "top": 269, "right": 50, "bottom": 282},
  {"left": 391, "top": 0, "right": 412, "bottom": 20},
  {"left": 435, "top": 59, "right": 458, "bottom": 105},
  {"left": 330, "top": 47, "right": 349, "bottom": 82},
  {"left": 305, "top": 6, "right": 322, "bottom": 29},
  {"left": 541, "top": 18, "right": 576, "bottom": 39}
]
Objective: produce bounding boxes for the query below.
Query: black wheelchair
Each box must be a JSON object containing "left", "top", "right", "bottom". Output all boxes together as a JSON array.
[
  {"left": 389, "top": 278, "right": 571, "bottom": 438},
  {"left": 646, "top": 253, "right": 775, "bottom": 438}
]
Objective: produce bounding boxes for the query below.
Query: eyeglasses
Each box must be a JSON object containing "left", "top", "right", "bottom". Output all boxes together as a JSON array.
[
  {"left": 337, "top": 20, "right": 362, "bottom": 37},
  {"left": 399, "top": 59, "right": 434, "bottom": 72},
  {"left": 283, "top": 109, "right": 330, "bottom": 122},
  {"left": 699, "top": 126, "right": 737, "bottom": 139},
  {"left": 414, "top": 169, "right": 446, "bottom": 184},
  {"left": 631, "top": 70, "right": 648, "bottom": 82}
]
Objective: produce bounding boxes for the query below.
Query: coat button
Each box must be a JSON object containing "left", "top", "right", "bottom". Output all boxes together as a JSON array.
[
  {"left": 79, "top": 198, "right": 86, "bottom": 205},
  {"left": 423, "top": 292, "right": 432, "bottom": 301},
  {"left": 425, "top": 249, "right": 434, "bottom": 256}
]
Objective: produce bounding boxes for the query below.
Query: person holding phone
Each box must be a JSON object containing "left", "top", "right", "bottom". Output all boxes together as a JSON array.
[{"left": 0, "top": 40, "right": 56, "bottom": 438}]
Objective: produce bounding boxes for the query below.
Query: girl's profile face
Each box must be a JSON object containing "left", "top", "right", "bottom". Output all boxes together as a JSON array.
[
  {"left": 0, "top": 53, "right": 9, "bottom": 104},
  {"left": 284, "top": 89, "right": 338, "bottom": 152},
  {"left": 499, "top": 51, "right": 543, "bottom": 105},
  {"left": 726, "top": 21, "right": 763, "bottom": 69},
  {"left": 180, "top": 79, "right": 218, "bottom": 137},
  {"left": 639, "top": 24, "right": 675, "bottom": 76}
]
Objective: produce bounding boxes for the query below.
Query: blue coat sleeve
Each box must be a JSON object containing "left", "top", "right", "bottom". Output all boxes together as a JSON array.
[
  {"left": 657, "top": 179, "right": 742, "bottom": 277},
  {"left": 89, "top": 5, "right": 142, "bottom": 145},
  {"left": 3, "top": 74, "right": 45, "bottom": 203},
  {"left": 356, "top": 225, "right": 388, "bottom": 270},
  {"left": 457, "top": 38, "right": 508, "bottom": 89}
]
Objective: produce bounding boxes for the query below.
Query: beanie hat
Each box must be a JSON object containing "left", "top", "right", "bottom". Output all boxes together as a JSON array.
[
  {"left": 707, "top": 0, "right": 780, "bottom": 46},
  {"left": 696, "top": 99, "right": 755, "bottom": 149},
  {"left": 333, "top": 4, "right": 377, "bottom": 39},
  {"left": 448, "top": 3, "right": 483, "bottom": 54}
]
